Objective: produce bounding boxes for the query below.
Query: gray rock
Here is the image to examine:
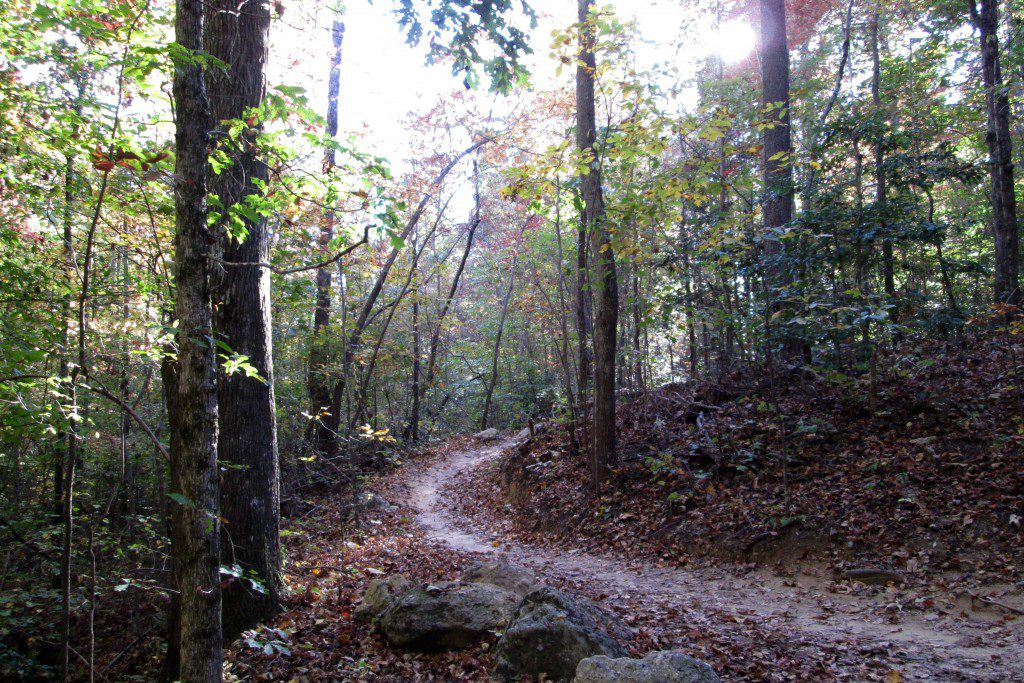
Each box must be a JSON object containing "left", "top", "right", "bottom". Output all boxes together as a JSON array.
[
  {"left": 378, "top": 580, "right": 519, "bottom": 651},
  {"left": 341, "top": 491, "right": 395, "bottom": 519},
  {"left": 354, "top": 574, "right": 412, "bottom": 624},
  {"left": 493, "top": 587, "right": 632, "bottom": 682},
  {"left": 574, "top": 651, "right": 720, "bottom": 683},
  {"left": 474, "top": 427, "right": 500, "bottom": 440},
  {"left": 515, "top": 427, "right": 532, "bottom": 440},
  {"left": 463, "top": 560, "right": 540, "bottom": 598}
]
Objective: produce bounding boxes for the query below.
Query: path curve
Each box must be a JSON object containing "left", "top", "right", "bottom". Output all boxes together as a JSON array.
[{"left": 396, "top": 439, "right": 1023, "bottom": 681}]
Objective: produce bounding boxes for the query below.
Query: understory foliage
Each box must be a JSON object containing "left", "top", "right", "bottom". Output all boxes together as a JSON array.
[{"left": 1, "top": 0, "right": 1023, "bottom": 679}]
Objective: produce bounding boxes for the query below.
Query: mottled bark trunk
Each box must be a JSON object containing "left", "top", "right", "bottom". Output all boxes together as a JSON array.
[
  {"left": 972, "top": 0, "right": 1021, "bottom": 306},
  {"left": 171, "top": 0, "right": 222, "bottom": 677},
  {"left": 577, "top": 0, "right": 618, "bottom": 484},
  {"left": 205, "top": 0, "right": 281, "bottom": 640}
]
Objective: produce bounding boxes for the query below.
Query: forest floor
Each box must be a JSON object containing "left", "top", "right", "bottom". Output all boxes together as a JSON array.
[
  {"left": 227, "top": 434, "right": 1023, "bottom": 682},
  {"left": 226, "top": 334, "right": 1024, "bottom": 681}
]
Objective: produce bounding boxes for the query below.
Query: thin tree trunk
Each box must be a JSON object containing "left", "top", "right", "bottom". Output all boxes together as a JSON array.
[
  {"left": 308, "top": 19, "right": 346, "bottom": 450},
  {"left": 205, "top": 0, "right": 281, "bottom": 639},
  {"left": 327, "top": 142, "right": 485, "bottom": 454},
  {"left": 577, "top": 0, "right": 618, "bottom": 485},
  {"left": 171, "top": 0, "right": 222, "bottom": 677},
  {"left": 422, "top": 163, "right": 481, "bottom": 411},
  {"left": 481, "top": 233, "right": 524, "bottom": 429},
  {"left": 575, "top": 207, "right": 594, "bottom": 407},
  {"left": 971, "top": 0, "right": 1021, "bottom": 305},
  {"left": 409, "top": 236, "right": 421, "bottom": 441},
  {"left": 871, "top": 4, "right": 896, "bottom": 305}
]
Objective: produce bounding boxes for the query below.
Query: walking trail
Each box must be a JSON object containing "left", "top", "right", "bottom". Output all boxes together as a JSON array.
[{"left": 390, "top": 438, "right": 1024, "bottom": 681}]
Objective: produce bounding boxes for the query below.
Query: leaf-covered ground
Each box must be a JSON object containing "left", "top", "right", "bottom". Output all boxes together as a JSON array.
[
  {"left": 454, "top": 333, "right": 1023, "bottom": 580},
  {"left": 39, "top": 333, "right": 1024, "bottom": 681}
]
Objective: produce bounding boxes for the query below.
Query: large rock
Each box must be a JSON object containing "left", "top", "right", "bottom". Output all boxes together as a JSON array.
[
  {"left": 378, "top": 581, "right": 519, "bottom": 651},
  {"left": 354, "top": 574, "right": 412, "bottom": 624},
  {"left": 574, "top": 651, "right": 720, "bottom": 683},
  {"left": 474, "top": 427, "right": 500, "bottom": 440},
  {"left": 463, "top": 560, "right": 539, "bottom": 598},
  {"left": 493, "top": 587, "right": 632, "bottom": 682}
]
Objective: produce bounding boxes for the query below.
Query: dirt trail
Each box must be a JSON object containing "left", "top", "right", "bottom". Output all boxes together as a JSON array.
[{"left": 395, "top": 439, "right": 1024, "bottom": 681}]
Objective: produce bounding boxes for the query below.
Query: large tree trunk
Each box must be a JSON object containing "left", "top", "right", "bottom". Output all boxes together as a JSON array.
[
  {"left": 171, "top": 0, "right": 222, "bottom": 678},
  {"left": 759, "top": 0, "right": 807, "bottom": 364},
  {"left": 205, "top": 0, "right": 281, "bottom": 640},
  {"left": 577, "top": 0, "right": 618, "bottom": 485},
  {"left": 308, "top": 19, "right": 346, "bottom": 450},
  {"left": 971, "top": 0, "right": 1021, "bottom": 306}
]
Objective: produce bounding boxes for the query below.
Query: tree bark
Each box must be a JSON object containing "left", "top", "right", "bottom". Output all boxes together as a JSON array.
[
  {"left": 971, "top": 0, "right": 1021, "bottom": 306},
  {"left": 205, "top": 0, "right": 281, "bottom": 640},
  {"left": 759, "top": 0, "right": 807, "bottom": 364},
  {"left": 171, "top": 0, "right": 222, "bottom": 677},
  {"left": 577, "top": 0, "right": 618, "bottom": 485}
]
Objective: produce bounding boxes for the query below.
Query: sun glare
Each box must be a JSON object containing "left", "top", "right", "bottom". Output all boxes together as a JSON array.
[{"left": 712, "top": 20, "right": 756, "bottom": 64}]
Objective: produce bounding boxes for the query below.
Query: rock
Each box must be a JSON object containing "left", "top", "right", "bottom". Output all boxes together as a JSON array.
[
  {"left": 378, "top": 581, "right": 519, "bottom": 651},
  {"left": 341, "top": 491, "right": 395, "bottom": 519},
  {"left": 474, "top": 427, "right": 500, "bottom": 440},
  {"left": 463, "top": 560, "right": 539, "bottom": 598},
  {"left": 354, "top": 574, "right": 412, "bottom": 624},
  {"left": 515, "top": 427, "right": 532, "bottom": 440},
  {"left": 574, "top": 651, "right": 720, "bottom": 683},
  {"left": 493, "top": 587, "right": 632, "bottom": 682}
]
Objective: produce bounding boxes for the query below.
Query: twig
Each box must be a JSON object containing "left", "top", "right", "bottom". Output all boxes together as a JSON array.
[
  {"left": 210, "top": 225, "right": 370, "bottom": 275},
  {"left": 968, "top": 591, "right": 1024, "bottom": 615}
]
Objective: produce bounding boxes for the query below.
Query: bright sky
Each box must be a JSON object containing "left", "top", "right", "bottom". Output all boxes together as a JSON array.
[{"left": 271, "top": 1, "right": 757, "bottom": 169}]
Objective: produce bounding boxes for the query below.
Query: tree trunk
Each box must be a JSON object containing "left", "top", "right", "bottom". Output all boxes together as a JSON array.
[
  {"left": 308, "top": 20, "right": 346, "bottom": 450},
  {"left": 577, "top": 0, "right": 618, "bottom": 485},
  {"left": 971, "top": 0, "right": 1021, "bottom": 306},
  {"left": 409, "top": 239, "right": 421, "bottom": 441},
  {"left": 759, "top": 0, "right": 807, "bottom": 364},
  {"left": 870, "top": 4, "right": 896, "bottom": 304},
  {"left": 171, "top": 0, "right": 222, "bottom": 677},
  {"left": 575, "top": 211, "right": 593, "bottom": 407},
  {"left": 205, "top": 0, "right": 281, "bottom": 640}
]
